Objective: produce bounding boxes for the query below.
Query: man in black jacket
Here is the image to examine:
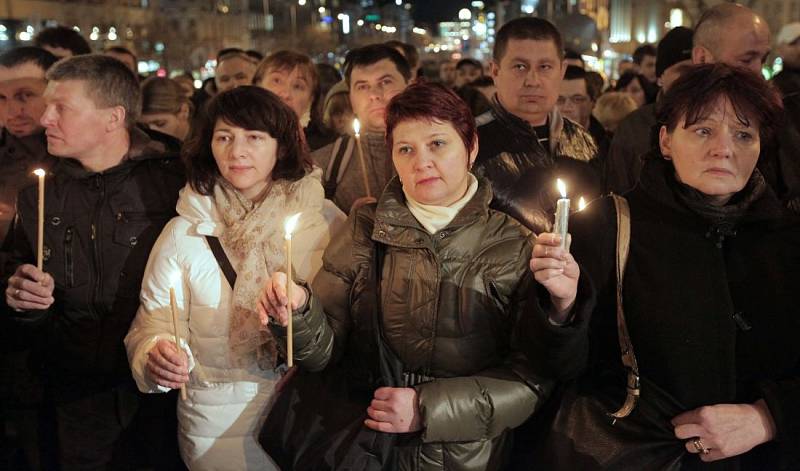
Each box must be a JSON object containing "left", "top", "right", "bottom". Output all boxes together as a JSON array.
[
  {"left": 2, "top": 54, "right": 184, "bottom": 470},
  {"left": 476, "top": 17, "right": 600, "bottom": 233}
]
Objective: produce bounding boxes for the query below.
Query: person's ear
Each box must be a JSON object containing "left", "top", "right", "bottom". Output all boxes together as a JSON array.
[
  {"left": 107, "top": 106, "right": 127, "bottom": 132},
  {"left": 468, "top": 133, "right": 479, "bottom": 169},
  {"left": 658, "top": 125, "right": 673, "bottom": 160},
  {"left": 490, "top": 61, "right": 500, "bottom": 79},
  {"left": 691, "top": 45, "right": 712, "bottom": 65}
]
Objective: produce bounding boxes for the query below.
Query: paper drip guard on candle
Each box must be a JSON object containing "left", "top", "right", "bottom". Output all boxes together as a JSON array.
[
  {"left": 283, "top": 212, "right": 302, "bottom": 368},
  {"left": 554, "top": 178, "right": 570, "bottom": 250},
  {"left": 33, "top": 169, "right": 46, "bottom": 271}
]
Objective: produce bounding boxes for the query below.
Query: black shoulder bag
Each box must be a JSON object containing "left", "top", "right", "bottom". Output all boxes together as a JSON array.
[{"left": 258, "top": 240, "right": 402, "bottom": 471}]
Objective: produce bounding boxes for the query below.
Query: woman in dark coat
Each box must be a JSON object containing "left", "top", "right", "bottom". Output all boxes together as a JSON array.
[{"left": 529, "top": 63, "right": 800, "bottom": 470}]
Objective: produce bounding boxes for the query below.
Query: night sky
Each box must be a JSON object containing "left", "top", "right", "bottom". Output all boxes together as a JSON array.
[{"left": 410, "top": 1, "right": 472, "bottom": 27}]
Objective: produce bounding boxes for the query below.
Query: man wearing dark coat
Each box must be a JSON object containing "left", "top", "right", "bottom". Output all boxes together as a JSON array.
[
  {"left": 2, "top": 55, "right": 184, "bottom": 470},
  {"left": 474, "top": 17, "right": 600, "bottom": 233}
]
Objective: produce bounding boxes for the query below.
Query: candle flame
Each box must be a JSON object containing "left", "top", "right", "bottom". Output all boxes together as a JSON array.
[
  {"left": 556, "top": 178, "right": 567, "bottom": 198},
  {"left": 284, "top": 212, "right": 301, "bottom": 239},
  {"left": 578, "top": 197, "right": 587, "bottom": 211},
  {"left": 352, "top": 118, "right": 361, "bottom": 137},
  {"left": 33, "top": 168, "right": 46, "bottom": 177}
]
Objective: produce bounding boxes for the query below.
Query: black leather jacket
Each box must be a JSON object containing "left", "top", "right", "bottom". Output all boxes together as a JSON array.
[{"left": 2, "top": 129, "right": 184, "bottom": 401}]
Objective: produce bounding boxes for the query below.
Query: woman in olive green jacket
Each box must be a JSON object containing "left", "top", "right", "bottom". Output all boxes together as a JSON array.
[{"left": 260, "top": 83, "right": 579, "bottom": 470}]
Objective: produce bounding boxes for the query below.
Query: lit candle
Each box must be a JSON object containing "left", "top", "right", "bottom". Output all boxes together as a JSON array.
[
  {"left": 284, "top": 212, "right": 301, "bottom": 368},
  {"left": 33, "top": 169, "right": 45, "bottom": 271},
  {"left": 578, "top": 197, "right": 587, "bottom": 212},
  {"left": 554, "top": 179, "right": 570, "bottom": 249},
  {"left": 169, "top": 273, "right": 188, "bottom": 401},
  {"left": 352, "top": 118, "right": 372, "bottom": 198}
]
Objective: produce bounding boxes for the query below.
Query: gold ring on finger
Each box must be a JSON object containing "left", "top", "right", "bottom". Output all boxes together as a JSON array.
[{"left": 692, "top": 438, "right": 710, "bottom": 455}]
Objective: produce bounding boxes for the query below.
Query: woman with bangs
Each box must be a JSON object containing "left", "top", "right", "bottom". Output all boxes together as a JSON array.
[
  {"left": 529, "top": 64, "right": 800, "bottom": 469},
  {"left": 253, "top": 50, "right": 335, "bottom": 150},
  {"left": 257, "top": 82, "right": 559, "bottom": 470},
  {"left": 125, "top": 86, "right": 341, "bottom": 470}
]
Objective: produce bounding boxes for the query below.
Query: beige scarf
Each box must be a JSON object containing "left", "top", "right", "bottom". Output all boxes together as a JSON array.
[
  {"left": 404, "top": 174, "right": 479, "bottom": 234},
  {"left": 213, "top": 169, "right": 324, "bottom": 370}
]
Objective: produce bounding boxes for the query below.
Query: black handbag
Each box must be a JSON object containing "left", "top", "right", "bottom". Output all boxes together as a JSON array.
[
  {"left": 537, "top": 195, "right": 689, "bottom": 470},
  {"left": 258, "top": 241, "right": 403, "bottom": 471}
]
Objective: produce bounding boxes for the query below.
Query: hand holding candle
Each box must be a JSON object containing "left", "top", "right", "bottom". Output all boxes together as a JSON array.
[
  {"left": 283, "top": 213, "right": 301, "bottom": 368},
  {"left": 554, "top": 179, "right": 570, "bottom": 250},
  {"left": 352, "top": 119, "right": 373, "bottom": 199},
  {"left": 33, "top": 169, "right": 46, "bottom": 271}
]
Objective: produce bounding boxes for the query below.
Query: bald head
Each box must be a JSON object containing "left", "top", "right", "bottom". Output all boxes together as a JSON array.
[{"left": 693, "top": 3, "right": 770, "bottom": 75}]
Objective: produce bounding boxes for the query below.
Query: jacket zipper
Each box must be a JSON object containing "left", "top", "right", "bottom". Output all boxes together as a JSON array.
[
  {"left": 90, "top": 174, "right": 105, "bottom": 311},
  {"left": 64, "top": 227, "right": 74, "bottom": 288}
]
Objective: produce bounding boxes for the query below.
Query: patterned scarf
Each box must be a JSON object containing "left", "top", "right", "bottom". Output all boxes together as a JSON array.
[{"left": 213, "top": 169, "right": 324, "bottom": 370}]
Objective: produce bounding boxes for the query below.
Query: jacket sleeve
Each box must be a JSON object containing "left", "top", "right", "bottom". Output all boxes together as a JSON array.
[
  {"left": 760, "top": 375, "right": 800, "bottom": 470},
  {"left": 269, "top": 205, "right": 372, "bottom": 372},
  {"left": 124, "top": 220, "right": 195, "bottom": 394},
  {"left": 524, "top": 197, "right": 616, "bottom": 381},
  {"left": 414, "top": 238, "right": 559, "bottom": 444}
]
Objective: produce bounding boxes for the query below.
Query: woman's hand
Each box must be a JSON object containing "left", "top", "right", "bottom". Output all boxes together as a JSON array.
[
  {"left": 146, "top": 339, "right": 189, "bottom": 389},
  {"left": 365, "top": 387, "right": 422, "bottom": 433},
  {"left": 257, "top": 272, "right": 308, "bottom": 327},
  {"left": 530, "top": 232, "right": 580, "bottom": 324},
  {"left": 672, "top": 399, "right": 777, "bottom": 462}
]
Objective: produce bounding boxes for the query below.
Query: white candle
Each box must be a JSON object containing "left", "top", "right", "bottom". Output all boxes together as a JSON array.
[
  {"left": 33, "top": 169, "right": 45, "bottom": 271},
  {"left": 284, "top": 212, "right": 301, "bottom": 368},
  {"left": 352, "top": 118, "right": 372, "bottom": 198},
  {"left": 554, "top": 179, "right": 570, "bottom": 249},
  {"left": 169, "top": 277, "right": 188, "bottom": 401}
]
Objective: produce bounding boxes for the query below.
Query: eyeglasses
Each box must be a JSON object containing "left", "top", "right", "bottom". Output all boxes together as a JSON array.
[{"left": 557, "top": 94, "right": 590, "bottom": 105}]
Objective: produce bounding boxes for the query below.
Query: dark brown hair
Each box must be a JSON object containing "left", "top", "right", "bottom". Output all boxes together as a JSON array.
[
  {"left": 344, "top": 44, "right": 411, "bottom": 87},
  {"left": 385, "top": 82, "right": 476, "bottom": 153},
  {"left": 183, "top": 86, "right": 311, "bottom": 195},
  {"left": 493, "top": 17, "right": 563, "bottom": 62},
  {"left": 657, "top": 63, "right": 783, "bottom": 141}
]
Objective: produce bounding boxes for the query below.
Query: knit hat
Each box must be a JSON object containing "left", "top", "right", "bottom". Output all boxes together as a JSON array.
[
  {"left": 656, "top": 26, "right": 694, "bottom": 77},
  {"left": 777, "top": 22, "right": 800, "bottom": 46}
]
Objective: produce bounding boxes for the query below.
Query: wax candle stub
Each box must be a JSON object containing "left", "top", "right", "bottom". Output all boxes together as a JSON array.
[{"left": 554, "top": 179, "right": 570, "bottom": 249}]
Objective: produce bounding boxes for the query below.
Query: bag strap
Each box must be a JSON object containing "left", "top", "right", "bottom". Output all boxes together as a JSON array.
[
  {"left": 205, "top": 236, "right": 237, "bottom": 288},
  {"left": 324, "top": 135, "right": 352, "bottom": 200},
  {"left": 607, "top": 194, "right": 640, "bottom": 421},
  {"left": 372, "top": 241, "right": 403, "bottom": 388}
]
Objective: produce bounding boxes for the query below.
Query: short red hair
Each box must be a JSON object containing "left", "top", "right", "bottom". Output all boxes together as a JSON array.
[{"left": 385, "top": 81, "right": 476, "bottom": 153}]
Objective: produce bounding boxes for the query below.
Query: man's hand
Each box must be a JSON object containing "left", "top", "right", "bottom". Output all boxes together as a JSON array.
[{"left": 5, "top": 264, "right": 55, "bottom": 311}]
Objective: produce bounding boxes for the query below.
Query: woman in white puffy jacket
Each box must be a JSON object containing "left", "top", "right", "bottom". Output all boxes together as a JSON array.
[{"left": 125, "top": 86, "right": 344, "bottom": 470}]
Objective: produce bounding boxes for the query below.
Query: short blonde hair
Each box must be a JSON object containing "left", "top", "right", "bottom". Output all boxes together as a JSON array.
[{"left": 593, "top": 92, "right": 638, "bottom": 133}]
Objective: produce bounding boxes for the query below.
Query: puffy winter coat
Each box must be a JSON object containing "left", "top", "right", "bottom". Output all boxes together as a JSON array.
[
  {"left": 274, "top": 176, "right": 553, "bottom": 471},
  {"left": 125, "top": 179, "right": 345, "bottom": 471}
]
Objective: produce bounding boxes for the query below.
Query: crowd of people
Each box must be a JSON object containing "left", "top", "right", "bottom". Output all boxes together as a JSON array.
[{"left": 1, "top": 2, "right": 800, "bottom": 470}]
